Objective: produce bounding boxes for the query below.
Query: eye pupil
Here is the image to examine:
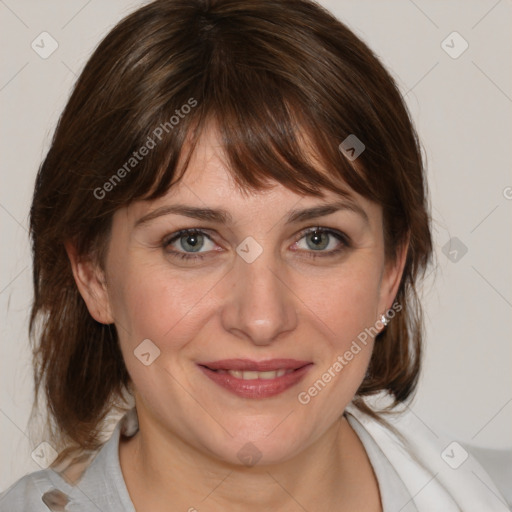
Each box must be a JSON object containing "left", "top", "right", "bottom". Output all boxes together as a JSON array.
[
  {"left": 181, "top": 231, "right": 203, "bottom": 252},
  {"left": 307, "top": 230, "right": 329, "bottom": 251}
]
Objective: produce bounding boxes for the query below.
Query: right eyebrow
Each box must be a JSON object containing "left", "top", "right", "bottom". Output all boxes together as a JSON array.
[{"left": 134, "top": 205, "right": 233, "bottom": 228}]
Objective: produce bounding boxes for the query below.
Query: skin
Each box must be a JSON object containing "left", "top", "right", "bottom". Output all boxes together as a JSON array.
[{"left": 66, "top": 125, "right": 408, "bottom": 511}]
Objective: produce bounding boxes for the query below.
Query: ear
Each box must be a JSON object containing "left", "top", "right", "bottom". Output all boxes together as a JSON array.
[
  {"left": 377, "top": 232, "right": 410, "bottom": 316},
  {"left": 64, "top": 240, "right": 114, "bottom": 324}
]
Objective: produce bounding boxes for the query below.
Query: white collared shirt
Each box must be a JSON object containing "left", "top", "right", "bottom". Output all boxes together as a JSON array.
[{"left": 1, "top": 402, "right": 509, "bottom": 511}]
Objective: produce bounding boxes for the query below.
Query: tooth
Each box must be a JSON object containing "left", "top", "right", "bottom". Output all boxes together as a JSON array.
[
  {"left": 224, "top": 369, "right": 291, "bottom": 379},
  {"left": 242, "top": 371, "right": 259, "bottom": 380}
]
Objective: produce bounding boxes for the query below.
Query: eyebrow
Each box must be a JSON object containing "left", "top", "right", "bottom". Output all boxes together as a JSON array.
[{"left": 134, "top": 199, "right": 369, "bottom": 228}]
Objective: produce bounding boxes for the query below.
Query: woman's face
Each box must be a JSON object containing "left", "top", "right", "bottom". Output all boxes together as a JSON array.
[{"left": 79, "top": 126, "right": 405, "bottom": 466}]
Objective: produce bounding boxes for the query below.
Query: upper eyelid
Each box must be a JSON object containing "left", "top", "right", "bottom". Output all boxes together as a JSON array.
[{"left": 165, "top": 227, "right": 215, "bottom": 241}]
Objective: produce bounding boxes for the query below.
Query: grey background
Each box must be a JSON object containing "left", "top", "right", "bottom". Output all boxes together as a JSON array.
[{"left": 1, "top": 0, "right": 511, "bottom": 492}]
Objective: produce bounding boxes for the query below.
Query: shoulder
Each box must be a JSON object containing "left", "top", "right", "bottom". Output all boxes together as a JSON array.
[
  {"left": 346, "top": 398, "right": 511, "bottom": 511},
  {"left": 1, "top": 409, "right": 138, "bottom": 512},
  {"left": 0, "top": 469, "right": 72, "bottom": 512}
]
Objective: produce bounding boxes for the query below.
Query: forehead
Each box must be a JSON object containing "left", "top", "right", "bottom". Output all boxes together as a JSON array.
[{"left": 117, "top": 122, "right": 381, "bottom": 229}]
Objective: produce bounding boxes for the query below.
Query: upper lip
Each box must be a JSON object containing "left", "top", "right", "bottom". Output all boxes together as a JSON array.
[{"left": 199, "top": 359, "right": 312, "bottom": 372}]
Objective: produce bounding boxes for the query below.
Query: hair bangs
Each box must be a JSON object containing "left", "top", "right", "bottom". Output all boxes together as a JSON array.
[{"left": 133, "top": 70, "right": 366, "bottom": 209}]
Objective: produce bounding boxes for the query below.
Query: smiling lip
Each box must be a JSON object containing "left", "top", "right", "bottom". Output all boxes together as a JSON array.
[{"left": 198, "top": 359, "right": 313, "bottom": 399}]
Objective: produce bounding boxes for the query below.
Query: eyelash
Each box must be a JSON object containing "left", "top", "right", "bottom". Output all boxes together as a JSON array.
[{"left": 162, "top": 227, "right": 351, "bottom": 261}]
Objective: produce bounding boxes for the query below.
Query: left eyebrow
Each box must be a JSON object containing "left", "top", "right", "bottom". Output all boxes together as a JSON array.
[
  {"left": 284, "top": 199, "right": 369, "bottom": 226},
  {"left": 133, "top": 199, "right": 369, "bottom": 228}
]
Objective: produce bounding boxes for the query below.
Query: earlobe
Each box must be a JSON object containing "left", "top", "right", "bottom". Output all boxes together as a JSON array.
[{"left": 64, "top": 241, "right": 114, "bottom": 325}]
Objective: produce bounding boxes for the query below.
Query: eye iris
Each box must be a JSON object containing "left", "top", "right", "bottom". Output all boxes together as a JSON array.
[
  {"left": 180, "top": 231, "right": 203, "bottom": 252},
  {"left": 306, "top": 230, "right": 329, "bottom": 251}
]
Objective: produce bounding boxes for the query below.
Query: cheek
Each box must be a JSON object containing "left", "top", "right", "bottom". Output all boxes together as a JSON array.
[
  {"left": 108, "top": 255, "right": 221, "bottom": 352},
  {"left": 292, "top": 254, "right": 383, "bottom": 404},
  {"left": 109, "top": 263, "right": 213, "bottom": 403},
  {"left": 110, "top": 247, "right": 384, "bottom": 351},
  {"left": 302, "top": 254, "right": 384, "bottom": 343}
]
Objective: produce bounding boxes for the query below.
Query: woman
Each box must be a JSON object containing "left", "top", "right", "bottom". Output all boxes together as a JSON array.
[{"left": 0, "top": 0, "right": 508, "bottom": 510}]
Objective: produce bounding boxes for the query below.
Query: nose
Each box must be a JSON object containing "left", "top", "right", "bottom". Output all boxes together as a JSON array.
[{"left": 220, "top": 250, "right": 298, "bottom": 346}]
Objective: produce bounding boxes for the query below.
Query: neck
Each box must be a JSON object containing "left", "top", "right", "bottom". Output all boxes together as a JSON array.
[{"left": 119, "top": 408, "right": 381, "bottom": 512}]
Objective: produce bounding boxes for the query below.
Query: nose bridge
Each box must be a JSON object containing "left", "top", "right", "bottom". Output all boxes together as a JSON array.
[{"left": 220, "top": 246, "right": 297, "bottom": 345}]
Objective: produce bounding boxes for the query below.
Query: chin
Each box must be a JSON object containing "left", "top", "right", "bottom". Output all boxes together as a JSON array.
[{"left": 197, "top": 417, "right": 312, "bottom": 468}]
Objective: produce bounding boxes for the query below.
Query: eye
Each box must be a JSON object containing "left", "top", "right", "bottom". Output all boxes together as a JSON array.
[
  {"left": 162, "top": 226, "right": 350, "bottom": 262},
  {"left": 163, "top": 229, "right": 217, "bottom": 260},
  {"left": 292, "top": 227, "right": 350, "bottom": 258}
]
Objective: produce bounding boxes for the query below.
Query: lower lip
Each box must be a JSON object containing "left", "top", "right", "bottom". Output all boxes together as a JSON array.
[{"left": 198, "top": 364, "right": 313, "bottom": 399}]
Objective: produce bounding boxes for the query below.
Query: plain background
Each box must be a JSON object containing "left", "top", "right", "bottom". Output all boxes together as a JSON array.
[{"left": 1, "top": 0, "right": 511, "bottom": 492}]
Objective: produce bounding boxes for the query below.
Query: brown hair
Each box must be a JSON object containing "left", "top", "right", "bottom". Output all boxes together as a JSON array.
[{"left": 28, "top": 0, "right": 433, "bottom": 461}]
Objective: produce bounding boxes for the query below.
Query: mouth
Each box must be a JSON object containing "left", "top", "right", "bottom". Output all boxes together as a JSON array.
[{"left": 197, "top": 359, "right": 313, "bottom": 399}]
